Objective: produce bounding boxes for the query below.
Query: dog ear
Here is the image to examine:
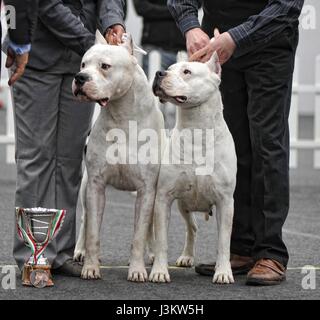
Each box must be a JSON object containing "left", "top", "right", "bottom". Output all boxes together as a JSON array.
[
  {"left": 95, "top": 30, "right": 108, "bottom": 45},
  {"left": 120, "top": 33, "right": 147, "bottom": 56},
  {"left": 206, "top": 51, "right": 221, "bottom": 77}
]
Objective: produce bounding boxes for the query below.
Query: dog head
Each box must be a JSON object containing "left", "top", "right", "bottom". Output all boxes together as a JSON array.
[
  {"left": 152, "top": 52, "right": 221, "bottom": 108},
  {"left": 72, "top": 31, "right": 138, "bottom": 107}
]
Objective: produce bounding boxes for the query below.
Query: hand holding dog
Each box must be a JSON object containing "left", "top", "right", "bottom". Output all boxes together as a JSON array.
[
  {"left": 189, "top": 29, "right": 236, "bottom": 65},
  {"left": 185, "top": 27, "right": 210, "bottom": 57},
  {"left": 105, "top": 24, "right": 125, "bottom": 45}
]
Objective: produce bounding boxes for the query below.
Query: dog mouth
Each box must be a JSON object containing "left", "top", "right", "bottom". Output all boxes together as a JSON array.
[
  {"left": 173, "top": 95, "right": 188, "bottom": 104},
  {"left": 96, "top": 97, "right": 109, "bottom": 107},
  {"left": 74, "top": 88, "right": 109, "bottom": 107},
  {"left": 74, "top": 87, "right": 87, "bottom": 98},
  {"left": 154, "top": 87, "right": 188, "bottom": 104}
]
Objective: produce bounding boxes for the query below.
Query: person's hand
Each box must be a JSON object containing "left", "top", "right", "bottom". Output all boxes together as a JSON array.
[
  {"left": 5, "top": 47, "right": 29, "bottom": 86},
  {"left": 185, "top": 27, "right": 210, "bottom": 57},
  {"left": 105, "top": 24, "right": 125, "bottom": 45},
  {"left": 189, "top": 29, "right": 236, "bottom": 65}
]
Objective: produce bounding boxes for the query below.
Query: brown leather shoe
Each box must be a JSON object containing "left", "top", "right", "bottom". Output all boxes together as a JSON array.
[
  {"left": 195, "top": 254, "right": 254, "bottom": 277},
  {"left": 246, "top": 259, "right": 286, "bottom": 286}
]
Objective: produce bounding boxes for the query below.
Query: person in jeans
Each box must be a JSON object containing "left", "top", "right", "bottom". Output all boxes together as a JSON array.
[
  {"left": 168, "top": 0, "right": 304, "bottom": 285},
  {"left": 12, "top": 0, "right": 126, "bottom": 277}
]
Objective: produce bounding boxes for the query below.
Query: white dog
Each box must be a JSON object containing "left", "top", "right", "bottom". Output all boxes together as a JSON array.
[
  {"left": 72, "top": 31, "right": 165, "bottom": 282},
  {"left": 150, "top": 52, "right": 237, "bottom": 284}
]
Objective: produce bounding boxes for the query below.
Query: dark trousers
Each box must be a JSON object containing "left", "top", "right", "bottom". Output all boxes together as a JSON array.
[{"left": 220, "top": 27, "right": 299, "bottom": 267}]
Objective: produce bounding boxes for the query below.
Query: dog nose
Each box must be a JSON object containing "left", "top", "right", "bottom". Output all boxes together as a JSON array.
[
  {"left": 74, "top": 73, "right": 90, "bottom": 86},
  {"left": 156, "top": 71, "right": 167, "bottom": 78}
]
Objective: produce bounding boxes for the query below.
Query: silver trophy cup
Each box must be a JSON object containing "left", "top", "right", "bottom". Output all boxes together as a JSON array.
[{"left": 16, "top": 207, "right": 66, "bottom": 288}]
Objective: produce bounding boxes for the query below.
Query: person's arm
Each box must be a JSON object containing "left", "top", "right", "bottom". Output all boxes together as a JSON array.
[
  {"left": 37, "top": 0, "right": 95, "bottom": 57},
  {"left": 4, "top": 0, "right": 38, "bottom": 45},
  {"left": 133, "top": 0, "right": 172, "bottom": 20},
  {"left": 167, "top": 0, "right": 209, "bottom": 56},
  {"left": 100, "top": 0, "right": 125, "bottom": 31},
  {"left": 3, "top": 0, "right": 38, "bottom": 85},
  {"left": 99, "top": 0, "right": 126, "bottom": 45},
  {"left": 228, "top": 0, "right": 305, "bottom": 57},
  {"left": 167, "top": 0, "right": 201, "bottom": 35}
]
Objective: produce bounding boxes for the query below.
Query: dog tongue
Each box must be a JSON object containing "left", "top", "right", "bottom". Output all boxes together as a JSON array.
[{"left": 99, "top": 98, "right": 109, "bottom": 107}]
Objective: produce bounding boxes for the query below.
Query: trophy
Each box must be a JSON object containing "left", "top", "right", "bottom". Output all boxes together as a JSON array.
[{"left": 16, "top": 207, "right": 66, "bottom": 288}]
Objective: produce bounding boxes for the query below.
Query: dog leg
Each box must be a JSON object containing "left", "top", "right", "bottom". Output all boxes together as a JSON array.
[
  {"left": 176, "top": 203, "right": 197, "bottom": 268},
  {"left": 74, "top": 170, "right": 88, "bottom": 262},
  {"left": 149, "top": 195, "right": 171, "bottom": 283},
  {"left": 146, "top": 220, "right": 155, "bottom": 265},
  {"left": 81, "top": 177, "right": 106, "bottom": 280},
  {"left": 213, "top": 197, "right": 234, "bottom": 284},
  {"left": 128, "top": 188, "right": 156, "bottom": 282}
]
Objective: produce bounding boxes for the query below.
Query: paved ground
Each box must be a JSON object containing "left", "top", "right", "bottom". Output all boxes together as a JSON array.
[{"left": 0, "top": 109, "right": 319, "bottom": 300}]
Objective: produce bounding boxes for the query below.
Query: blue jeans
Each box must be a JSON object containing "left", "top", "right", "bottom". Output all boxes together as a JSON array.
[{"left": 142, "top": 45, "right": 177, "bottom": 77}]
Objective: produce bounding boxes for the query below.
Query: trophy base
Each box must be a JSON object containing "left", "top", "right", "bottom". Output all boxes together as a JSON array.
[{"left": 22, "top": 264, "right": 54, "bottom": 288}]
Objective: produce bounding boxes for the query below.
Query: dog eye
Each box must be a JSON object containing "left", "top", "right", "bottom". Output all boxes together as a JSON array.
[
  {"left": 101, "top": 63, "right": 111, "bottom": 70},
  {"left": 81, "top": 62, "right": 85, "bottom": 68},
  {"left": 183, "top": 69, "right": 192, "bottom": 75}
]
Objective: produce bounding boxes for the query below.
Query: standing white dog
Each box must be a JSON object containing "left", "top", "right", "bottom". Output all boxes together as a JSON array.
[
  {"left": 72, "top": 31, "right": 165, "bottom": 282},
  {"left": 150, "top": 52, "right": 237, "bottom": 284}
]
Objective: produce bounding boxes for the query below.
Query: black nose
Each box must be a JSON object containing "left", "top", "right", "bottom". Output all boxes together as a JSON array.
[
  {"left": 74, "top": 73, "right": 90, "bottom": 86},
  {"left": 156, "top": 71, "right": 167, "bottom": 78}
]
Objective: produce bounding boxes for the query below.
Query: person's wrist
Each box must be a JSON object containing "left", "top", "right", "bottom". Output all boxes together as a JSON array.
[
  {"left": 225, "top": 32, "right": 236, "bottom": 50},
  {"left": 8, "top": 41, "right": 31, "bottom": 55},
  {"left": 185, "top": 27, "right": 201, "bottom": 38}
]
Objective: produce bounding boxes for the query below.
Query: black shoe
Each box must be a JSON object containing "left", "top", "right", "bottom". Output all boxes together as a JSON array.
[
  {"left": 195, "top": 254, "right": 255, "bottom": 277},
  {"left": 52, "top": 259, "right": 83, "bottom": 277}
]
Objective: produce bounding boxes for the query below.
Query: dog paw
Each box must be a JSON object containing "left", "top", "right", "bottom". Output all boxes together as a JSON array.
[
  {"left": 176, "top": 255, "right": 194, "bottom": 267},
  {"left": 127, "top": 265, "right": 148, "bottom": 282},
  {"left": 149, "top": 266, "right": 171, "bottom": 283},
  {"left": 213, "top": 265, "right": 234, "bottom": 284},
  {"left": 81, "top": 264, "right": 101, "bottom": 280},
  {"left": 73, "top": 249, "right": 85, "bottom": 263}
]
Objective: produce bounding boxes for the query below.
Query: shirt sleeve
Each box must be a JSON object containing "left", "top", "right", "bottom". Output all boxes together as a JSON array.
[
  {"left": 99, "top": 0, "right": 126, "bottom": 33},
  {"left": 8, "top": 41, "right": 31, "bottom": 55},
  {"left": 4, "top": 0, "right": 38, "bottom": 45},
  {"left": 167, "top": 0, "right": 202, "bottom": 35},
  {"left": 228, "top": 0, "right": 305, "bottom": 57}
]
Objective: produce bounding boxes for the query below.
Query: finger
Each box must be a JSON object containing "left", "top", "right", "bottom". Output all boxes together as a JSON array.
[
  {"left": 214, "top": 28, "right": 220, "bottom": 38},
  {"left": 189, "top": 47, "right": 207, "bottom": 62},
  {"left": 200, "top": 52, "right": 213, "bottom": 63},
  {"left": 113, "top": 33, "right": 122, "bottom": 45},
  {"left": 105, "top": 29, "right": 113, "bottom": 44},
  {"left": 8, "top": 67, "right": 24, "bottom": 86},
  {"left": 5, "top": 55, "right": 14, "bottom": 68},
  {"left": 5, "top": 48, "right": 15, "bottom": 68}
]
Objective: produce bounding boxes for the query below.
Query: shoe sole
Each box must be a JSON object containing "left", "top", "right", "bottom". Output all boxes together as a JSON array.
[{"left": 246, "top": 276, "right": 286, "bottom": 286}]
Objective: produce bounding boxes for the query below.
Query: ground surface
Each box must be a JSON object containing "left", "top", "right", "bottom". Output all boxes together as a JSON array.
[{"left": 0, "top": 110, "right": 319, "bottom": 300}]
